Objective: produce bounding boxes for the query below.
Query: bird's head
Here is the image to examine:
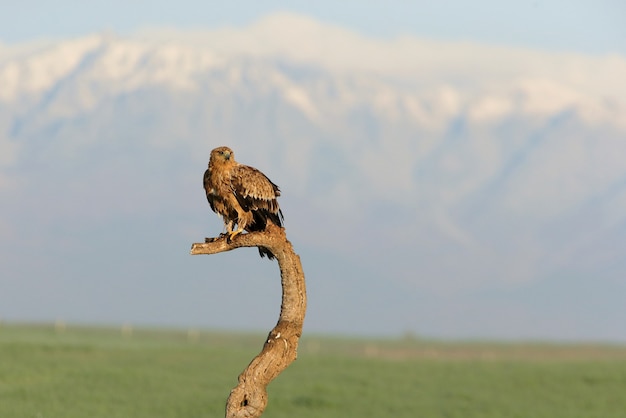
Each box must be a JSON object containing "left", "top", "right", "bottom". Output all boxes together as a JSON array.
[{"left": 210, "top": 146, "right": 234, "bottom": 165}]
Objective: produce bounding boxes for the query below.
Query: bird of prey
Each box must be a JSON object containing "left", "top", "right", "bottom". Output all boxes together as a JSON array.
[{"left": 203, "top": 146, "right": 284, "bottom": 259}]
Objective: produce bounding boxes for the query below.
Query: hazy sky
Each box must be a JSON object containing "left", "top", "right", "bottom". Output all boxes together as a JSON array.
[
  {"left": 1, "top": 1, "right": 625, "bottom": 54},
  {"left": 2, "top": 1, "right": 626, "bottom": 342}
]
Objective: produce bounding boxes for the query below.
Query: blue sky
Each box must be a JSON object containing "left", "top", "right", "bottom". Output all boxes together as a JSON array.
[{"left": 1, "top": 0, "right": 625, "bottom": 54}]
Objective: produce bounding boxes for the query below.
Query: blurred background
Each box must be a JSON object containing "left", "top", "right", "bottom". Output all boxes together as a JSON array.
[{"left": 1, "top": 1, "right": 625, "bottom": 342}]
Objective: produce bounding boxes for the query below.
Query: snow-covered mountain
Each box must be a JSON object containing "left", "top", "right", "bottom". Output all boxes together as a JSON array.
[{"left": 1, "top": 13, "right": 625, "bottom": 340}]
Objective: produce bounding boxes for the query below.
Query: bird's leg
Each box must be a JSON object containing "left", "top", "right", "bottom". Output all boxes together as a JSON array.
[
  {"left": 227, "top": 211, "right": 251, "bottom": 243},
  {"left": 224, "top": 220, "right": 235, "bottom": 235},
  {"left": 220, "top": 219, "right": 235, "bottom": 244}
]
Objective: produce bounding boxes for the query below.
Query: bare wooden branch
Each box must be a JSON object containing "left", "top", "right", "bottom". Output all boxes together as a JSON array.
[{"left": 190, "top": 223, "right": 307, "bottom": 418}]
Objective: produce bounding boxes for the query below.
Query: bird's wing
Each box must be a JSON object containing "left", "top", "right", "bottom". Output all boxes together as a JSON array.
[
  {"left": 230, "top": 164, "right": 281, "bottom": 214},
  {"left": 202, "top": 167, "right": 219, "bottom": 212}
]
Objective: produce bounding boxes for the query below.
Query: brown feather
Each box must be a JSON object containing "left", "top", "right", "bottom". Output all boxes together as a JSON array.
[{"left": 203, "top": 146, "right": 283, "bottom": 259}]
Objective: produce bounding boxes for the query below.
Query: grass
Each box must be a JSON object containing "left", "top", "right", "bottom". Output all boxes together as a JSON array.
[{"left": 1, "top": 323, "right": 626, "bottom": 418}]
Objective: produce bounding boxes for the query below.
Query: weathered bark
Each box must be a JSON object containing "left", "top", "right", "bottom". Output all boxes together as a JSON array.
[{"left": 190, "top": 223, "right": 307, "bottom": 418}]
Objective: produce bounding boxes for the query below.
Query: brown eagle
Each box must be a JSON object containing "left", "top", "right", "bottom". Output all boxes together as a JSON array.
[{"left": 203, "top": 146, "right": 284, "bottom": 259}]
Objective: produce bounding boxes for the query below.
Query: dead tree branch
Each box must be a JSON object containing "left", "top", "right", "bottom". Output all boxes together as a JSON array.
[{"left": 190, "top": 223, "right": 307, "bottom": 418}]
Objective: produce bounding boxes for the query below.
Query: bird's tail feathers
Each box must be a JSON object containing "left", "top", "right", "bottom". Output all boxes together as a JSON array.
[{"left": 258, "top": 246, "right": 276, "bottom": 260}]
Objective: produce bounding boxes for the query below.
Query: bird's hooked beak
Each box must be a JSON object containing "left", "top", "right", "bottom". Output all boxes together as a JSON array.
[{"left": 223, "top": 150, "right": 231, "bottom": 160}]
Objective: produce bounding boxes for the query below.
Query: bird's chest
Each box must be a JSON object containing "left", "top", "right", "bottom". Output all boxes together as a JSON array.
[{"left": 207, "top": 170, "right": 232, "bottom": 197}]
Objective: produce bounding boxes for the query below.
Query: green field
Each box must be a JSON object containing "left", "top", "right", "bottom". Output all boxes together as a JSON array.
[{"left": 1, "top": 324, "right": 626, "bottom": 418}]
